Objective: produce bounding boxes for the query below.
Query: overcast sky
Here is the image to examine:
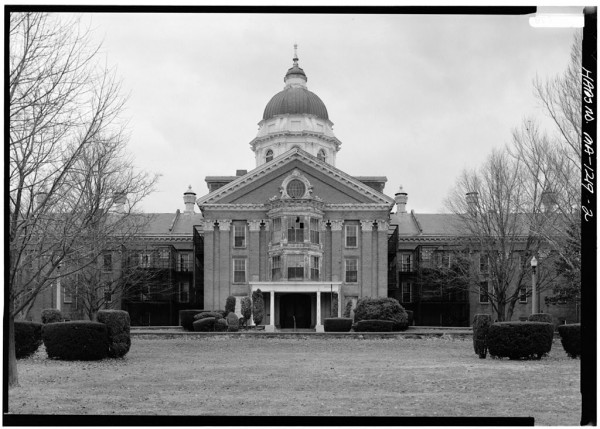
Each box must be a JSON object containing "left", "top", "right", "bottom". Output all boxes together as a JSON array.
[{"left": 82, "top": 11, "right": 577, "bottom": 214}]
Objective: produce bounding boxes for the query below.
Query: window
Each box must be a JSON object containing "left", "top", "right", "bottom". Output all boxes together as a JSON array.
[
  {"left": 159, "top": 248, "right": 169, "bottom": 260},
  {"left": 519, "top": 286, "right": 527, "bottom": 303},
  {"left": 345, "top": 259, "right": 358, "bottom": 283},
  {"left": 420, "top": 247, "right": 434, "bottom": 267},
  {"left": 287, "top": 180, "right": 306, "bottom": 198},
  {"left": 479, "top": 281, "right": 489, "bottom": 304},
  {"left": 233, "top": 259, "right": 246, "bottom": 283},
  {"left": 438, "top": 252, "right": 450, "bottom": 268},
  {"left": 400, "top": 254, "right": 413, "bottom": 272},
  {"left": 317, "top": 149, "right": 326, "bottom": 162},
  {"left": 310, "top": 218, "right": 320, "bottom": 244},
  {"left": 179, "top": 282, "right": 190, "bottom": 303},
  {"left": 345, "top": 225, "right": 358, "bottom": 248},
  {"left": 139, "top": 253, "right": 151, "bottom": 268},
  {"left": 272, "top": 218, "right": 282, "bottom": 244},
  {"left": 401, "top": 282, "right": 412, "bottom": 303},
  {"left": 179, "top": 253, "right": 191, "bottom": 272},
  {"left": 64, "top": 287, "right": 73, "bottom": 304},
  {"left": 287, "top": 255, "right": 304, "bottom": 280},
  {"left": 479, "top": 253, "right": 489, "bottom": 275},
  {"left": 234, "top": 224, "right": 246, "bottom": 248},
  {"left": 272, "top": 256, "right": 282, "bottom": 281},
  {"left": 104, "top": 285, "right": 112, "bottom": 304},
  {"left": 103, "top": 253, "right": 112, "bottom": 271},
  {"left": 265, "top": 149, "right": 273, "bottom": 163},
  {"left": 310, "top": 256, "right": 320, "bottom": 281},
  {"left": 288, "top": 217, "right": 304, "bottom": 243}
]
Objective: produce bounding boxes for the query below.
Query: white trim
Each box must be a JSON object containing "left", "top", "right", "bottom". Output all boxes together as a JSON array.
[{"left": 250, "top": 282, "right": 342, "bottom": 294}]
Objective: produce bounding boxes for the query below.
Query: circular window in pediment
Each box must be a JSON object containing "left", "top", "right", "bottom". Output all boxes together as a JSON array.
[{"left": 287, "top": 179, "right": 306, "bottom": 198}]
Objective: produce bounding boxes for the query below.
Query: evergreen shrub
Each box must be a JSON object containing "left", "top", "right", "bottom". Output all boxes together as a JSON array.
[
  {"left": 215, "top": 318, "right": 228, "bottom": 332},
  {"left": 241, "top": 296, "right": 252, "bottom": 327},
  {"left": 42, "top": 321, "right": 109, "bottom": 360},
  {"left": 41, "top": 309, "right": 63, "bottom": 324},
  {"left": 193, "top": 317, "right": 216, "bottom": 332},
  {"left": 472, "top": 314, "right": 493, "bottom": 359},
  {"left": 226, "top": 312, "right": 239, "bottom": 332},
  {"left": 353, "top": 297, "right": 408, "bottom": 331},
  {"left": 343, "top": 300, "right": 353, "bottom": 318},
  {"left": 487, "top": 321, "right": 554, "bottom": 360},
  {"left": 179, "top": 309, "right": 204, "bottom": 331},
  {"left": 557, "top": 323, "right": 580, "bottom": 358},
  {"left": 324, "top": 318, "right": 352, "bottom": 332},
  {"left": 354, "top": 319, "right": 395, "bottom": 332},
  {"left": 225, "top": 296, "right": 236, "bottom": 315},
  {"left": 14, "top": 320, "right": 42, "bottom": 359},
  {"left": 194, "top": 311, "right": 224, "bottom": 321},
  {"left": 528, "top": 313, "right": 554, "bottom": 325},
  {"left": 97, "top": 310, "right": 131, "bottom": 358},
  {"left": 252, "top": 289, "right": 265, "bottom": 325}
]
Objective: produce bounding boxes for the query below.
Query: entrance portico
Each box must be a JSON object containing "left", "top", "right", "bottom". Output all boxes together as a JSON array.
[{"left": 250, "top": 282, "right": 342, "bottom": 332}]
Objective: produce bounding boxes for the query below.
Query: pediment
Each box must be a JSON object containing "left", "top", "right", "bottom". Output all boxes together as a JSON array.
[{"left": 196, "top": 148, "right": 395, "bottom": 208}]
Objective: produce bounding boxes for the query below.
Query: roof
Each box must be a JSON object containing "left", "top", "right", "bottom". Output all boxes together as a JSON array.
[
  {"left": 136, "top": 212, "right": 204, "bottom": 237},
  {"left": 263, "top": 87, "right": 329, "bottom": 121}
]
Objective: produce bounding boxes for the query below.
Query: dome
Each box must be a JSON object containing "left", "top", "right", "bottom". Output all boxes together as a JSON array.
[{"left": 263, "top": 87, "right": 329, "bottom": 120}]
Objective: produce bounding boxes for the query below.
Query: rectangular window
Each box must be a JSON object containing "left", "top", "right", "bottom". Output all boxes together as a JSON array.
[
  {"left": 272, "top": 218, "right": 281, "bottom": 244},
  {"left": 288, "top": 219, "right": 304, "bottom": 243},
  {"left": 420, "top": 247, "right": 434, "bottom": 267},
  {"left": 234, "top": 224, "right": 246, "bottom": 248},
  {"left": 104, "top": 285, "right": 112, "bottom": 304},
  {"left": 139, "top": 253, "right": 151, "bottom": 268},
  {"left": 400, "top": 254, "right": 413, "bottom": 272},
  {"left": 310, "top": 218, "right": 320, "bottom": 244},
  {"left": 272, "top": 256, "right": 281, "bottom": 281},
  {"left": 64, "top": 287, "right": 73, "bottom": 304},
  {"left": 179, "top": 282, "right": 190, "bottom": 303},
  {"left": 401, "top": 282, "right": 412, "bottom": 303},
  {"left": 310, "top": 256, "right": 320, "bottom": 281},
  {"left": 345, "top": 259, "right": 358, "bottom": 283},
  {"left": 179, "top": 253, "right": 191, "bottom": 272},
  {"left": 159, "top": 248, "right": 169, "bottom": 259},
  {"left": 439, "top": 252, "right": 450, "bottom": 268},
  {"left": 287, "top": 254, "right": 304, "bottom": 280},
  {"left": 479, "top": 253, "right": 489, "bottom": 275},
  {"left": 479, "top": 281, "right": 489, "bottom": 304},
  {"left": 233, "top": 259, "right": 246, "bottom": 283},
  {"left": 103, "top": 253, "right": 112, "bottom": 271},
  {"left": 519, "top": 286, "right": 527, "bottom": 303},
  {"left": 345, "top": 225, "right": 358, "bottom": 247}
]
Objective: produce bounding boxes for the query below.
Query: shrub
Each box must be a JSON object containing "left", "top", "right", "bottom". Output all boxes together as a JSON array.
[
  {"left": 487, "top": 322, "right": 554, "bottom": 360},
  {"left": 343, "top": 300, "right": 353, "bottom": 318},
  {"left": 226, "top": 312, "right": 239, "bottom": 332},
  {"left": 405, "top": 310, "right": 414, "bottom": 326},
  {"left": 528, "top": 313, "right": 554, "bottom": 325},
  {"left": 331, "top": 293, "right": 338, "bottom": 317},
  {"left": 194, "top": 311, "right": 223, "bottom": 321},
  {"left": 241, "top": 296, "right": 252, "bottom": 326},
  {"left": 193, "top": 317, "right": 216, "bottom": 332},
  {"left": 252, "top": 289, "right": 265, "bottom": 325},
  {"left": 225, "top": 296, "right": 236, "bottom": 315},
  {"left": 353, "top": 297, "right": 408, "bottom": 331},
  {"left": 215, "top": 318, "right": 228, "bottom": 332},
  {"left": 42, "top": 321, "right": 109, "bottom": 360},
  {"left": 179, "top": 309, "right": 204, "bottom": 331},
  {"left": 472, "top": 314, "right": 493, "bottom": 359},
  {"left": 97, "top": 310, "right": 131, "bottom": 358},
  {"left": 324, "top": 318, "right": 352, "bottom": 332},
  {"left": 557, "top": 323, "right": 581, "bottom": 358},
  {"left": 354, "top": 319, "right": 395, "bottom": 332},
  {"left": 41, "top": 309, "right": 63, "bottom": 324},
  {"left": 14, "top": 320, "right": 42, "bottom": 359}
]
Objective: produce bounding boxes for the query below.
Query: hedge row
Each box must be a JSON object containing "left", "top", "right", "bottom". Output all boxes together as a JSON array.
[
  {"left": 557, "top": 323, "right": 580, "bottom": 358},
  {"left": 324, "top": 318, "right": 353, "bottom": 332},
  {"left": 353, "top": 297, "right": 409, "bottom": 331},
  {"left": 487, "top": 322, "right": 554, "bottom": 360},
  {"left": 42, "top": 321, "right": 109, "bottom": 360},
  {"left": 472, "top": 314, "right": 493, "bottom": 359},
  {"left": 353, "top": 319, "right": 395, "bottom": 332},
  {"left": 528, "top": 313, "right": 554, "bottom": 324},
  {"left": 15, "top": 321, "right": 42, "bottom": 359},
  {"left": 97, "top": 310, "right": 131, "bottom": 358},
  {"left": 41, "top": 309, "right": 63, "bottom": 324},
  {"left": 180, "top": 309, "right": 205, "bottom": 331}
]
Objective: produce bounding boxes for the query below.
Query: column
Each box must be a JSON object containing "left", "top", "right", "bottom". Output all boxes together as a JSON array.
[
  {"left": 338, "top": 288, "right": 342, "bottom": 318},
  {"left": 322, "top": 221, "right": 331, "bottom": 281},
  {"left": 248, "top": 220, "right": 261, "bottom": 282},
  {"left": 203, "top": 221, "right": 216, "bottom": 310},
  {"left": 376, "top": 219, "right": 389, "bottom": 298},
  {"left": 360, "top": 219, "right": 374, "bottom": 297},
  {"left": 259, "top": 221, "right": 269, "bottom": 281},
  {"left": 316, "top": 291, "right": 323, "bottom": 332},
  {"left": 266, "top": 290, "right": 276, "bottom": 332},
  {"left": 218, "top": 219, "right": 232, "bottom": 308},
  {"left": 330, "top": 220, "right": 343, "bottom": 282}
]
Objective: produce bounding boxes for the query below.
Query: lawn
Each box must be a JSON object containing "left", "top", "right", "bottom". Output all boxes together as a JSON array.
[{"left": 8, "top": 336, "right": 580, "bottom": 424}]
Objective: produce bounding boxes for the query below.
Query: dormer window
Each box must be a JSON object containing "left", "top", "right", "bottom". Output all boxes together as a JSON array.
[
  {"left": 265, "top": 149, "right": 273, "bottom": 163},
  {"left": 317, "top": 149, "right": 326, "bottom": 162}
]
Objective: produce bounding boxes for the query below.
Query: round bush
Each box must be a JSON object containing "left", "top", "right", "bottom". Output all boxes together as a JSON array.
[
  {"left": 324, "top": 318, "right": 353, "bottom": 332},
  {"left": 179, "top": 309, "right": 204, "bottom": 331},
  {"left": 472, "top": 314, "right": 493, "bottom": 359},
  {"left": 41, "top": 309, "right": 63, "bottom": 324},
  {"left": 557, "top": 323, "right": 580, "bottom": 358},
  {"left": 14, "top": 320, "right": 42, "bottom": 359},
  {"left": 353, "top": 297, "right": 408, "bottom": 331},
  {"left": 194, "top": 311, "right": 224, "bottom": 321},
  {"left": 97, "top": 310, "right": 131, "bottom": 358},
  {"left": 42, "top": 321, "right": 109, "bottom": 360},
  {"left": 487, "top": 322, "right": 554, "bottom": 360},
  {"left": 193, "top": 317, "right": 216, "bottom": 332},
  {"left": 225, "top": 296, "right": 236, "bottom": 315},
  {"left": 528, "top": 313, "right": 554, "bottom": 325},
  {"left": 226, "top": 312, "right": 239, "bottom": 332},
  {"left": 354, "top": 319, "right": 395, "bottom": 332},
  {"left": 215, "top": 318, "right": 228, "bottom": 332}
]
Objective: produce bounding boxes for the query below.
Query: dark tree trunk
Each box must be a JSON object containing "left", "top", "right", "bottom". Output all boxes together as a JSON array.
[{"left": 8, "top": 312, "right": 19, "bottom": 388}]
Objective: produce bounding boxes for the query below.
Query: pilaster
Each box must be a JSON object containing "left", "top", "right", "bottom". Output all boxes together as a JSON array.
[
  {"left": 203, "top": 221, "right": 216, "bottom": 310},
  {"left": 249, "top": 220, "right": 261, "bottom": 282},
  {"left": 217, "top": 219, "right": 231, "bottom": 308},
  {"left": 329, "top": 219, "right": 343, "bottom": 282},
  {"left": 376, "top": 219, "right": 389, "bottom": 298},
  {"left": 360, "top": 219, "right": 374, "bottom": 297}
]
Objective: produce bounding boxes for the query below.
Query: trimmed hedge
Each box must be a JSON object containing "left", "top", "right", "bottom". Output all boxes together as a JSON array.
[
  {"left": 472, "top": 314, "right": 493, "bottom": 359},
  {"left": 226, "top": 312, "right": 239, "bottom": 332},
  {"left": 193, "top": 317, "right": 216, "bottom": 332},
  {"left": 14, "top": 320, "right": 42, "bottom": 359},
  {"left": 528, "top": 313, "right": 554, "bottom": 325},
  {"left": 97, "top": 310, "right": 131, "bottom": 358},
  {"left": 354, "top": 319, "right": 395, "bottom": 332},
  {"left": 194, "top": 311, "right": 224, "bottom": 321},
  {"left": 241, "top": 297, "right": 252, "bottom": 326},
  {"left": 353, "top": 297, "right": 409, "bottom": 331},
  {"left": 215, "top": 318, "right": 228, "bottom": 332},
  {"left": 487, "top": 322, "right": 554, "bottom": 360},
  {"left": 180, "top": 309, "right": 204, "bottom": 331},
  {"left": 252, "top": 289, "right": 265, "bottom": 325},
  {"left": 324, "top": 318, "right": 353, "bottom": 332},
  {"left": 42, "top": 321, "right": 109, "bottom": 360},
  {"left": 557, "top": 323, "right": 581, "bottom": 358},
  {"left": 225, "top": 296, "right": 236, "bottom": 315},
  {"left": 41, "top": 309, "right": 63, "bottom": 324}
]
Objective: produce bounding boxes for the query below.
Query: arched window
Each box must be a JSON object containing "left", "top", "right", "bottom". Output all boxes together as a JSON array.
[
  {"left": 265, "top": 149, "right": 273, "bottom": 163},
  {"left": 317, "top": 149, "right": 326, "bottom": 162}
]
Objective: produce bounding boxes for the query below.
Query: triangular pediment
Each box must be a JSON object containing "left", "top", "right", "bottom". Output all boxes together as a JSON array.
[{"left": 197, "top": 148, "right": 395, "bottom": 208}]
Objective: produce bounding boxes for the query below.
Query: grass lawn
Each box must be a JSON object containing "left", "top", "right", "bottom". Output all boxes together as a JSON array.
[{"left": 8, "top": 336, "right": 580, "bottom": 424}]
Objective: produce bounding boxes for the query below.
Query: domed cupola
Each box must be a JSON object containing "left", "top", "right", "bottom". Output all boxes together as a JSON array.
[{"left": 250, "top": 45, "right": 342, "bottom": 168}]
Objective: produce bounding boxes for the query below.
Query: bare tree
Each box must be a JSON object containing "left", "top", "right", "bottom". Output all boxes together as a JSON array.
[{"left": 8, "top": 12, "right": 156, "bottom": 388}]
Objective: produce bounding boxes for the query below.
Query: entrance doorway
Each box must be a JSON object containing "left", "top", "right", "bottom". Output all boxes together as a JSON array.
[{"left": 279, "top": 293, "right": 312, "bottom": 329}]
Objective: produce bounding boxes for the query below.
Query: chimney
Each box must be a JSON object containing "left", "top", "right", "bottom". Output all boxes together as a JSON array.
[
  {"left": 236, "top": 169, "right": 248, "bottom": 177},
  {"left": 183, "top": 185, "right": 196, "bottom": 214},
  {"left": 394, "top": 186, "right": 408, "bottom": 214},
  {"left": 541, "top": 190, "right": 556, "bottom": 213},
  {"left": 112, "top": 192, "right": 127, "bottom": 214},
  {"left": 466, "top": 192, "right": 478, "bottom": 214}
]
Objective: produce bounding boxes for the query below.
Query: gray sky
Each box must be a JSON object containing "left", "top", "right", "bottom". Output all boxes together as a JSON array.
[{"left": 84, "top": 12, "right": 577, "bottom": 214}]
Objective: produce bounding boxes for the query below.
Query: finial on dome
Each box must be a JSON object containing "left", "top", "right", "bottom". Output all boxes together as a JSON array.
[{"left": 293, "top": 43, "right": 298, "bottom": 66}]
